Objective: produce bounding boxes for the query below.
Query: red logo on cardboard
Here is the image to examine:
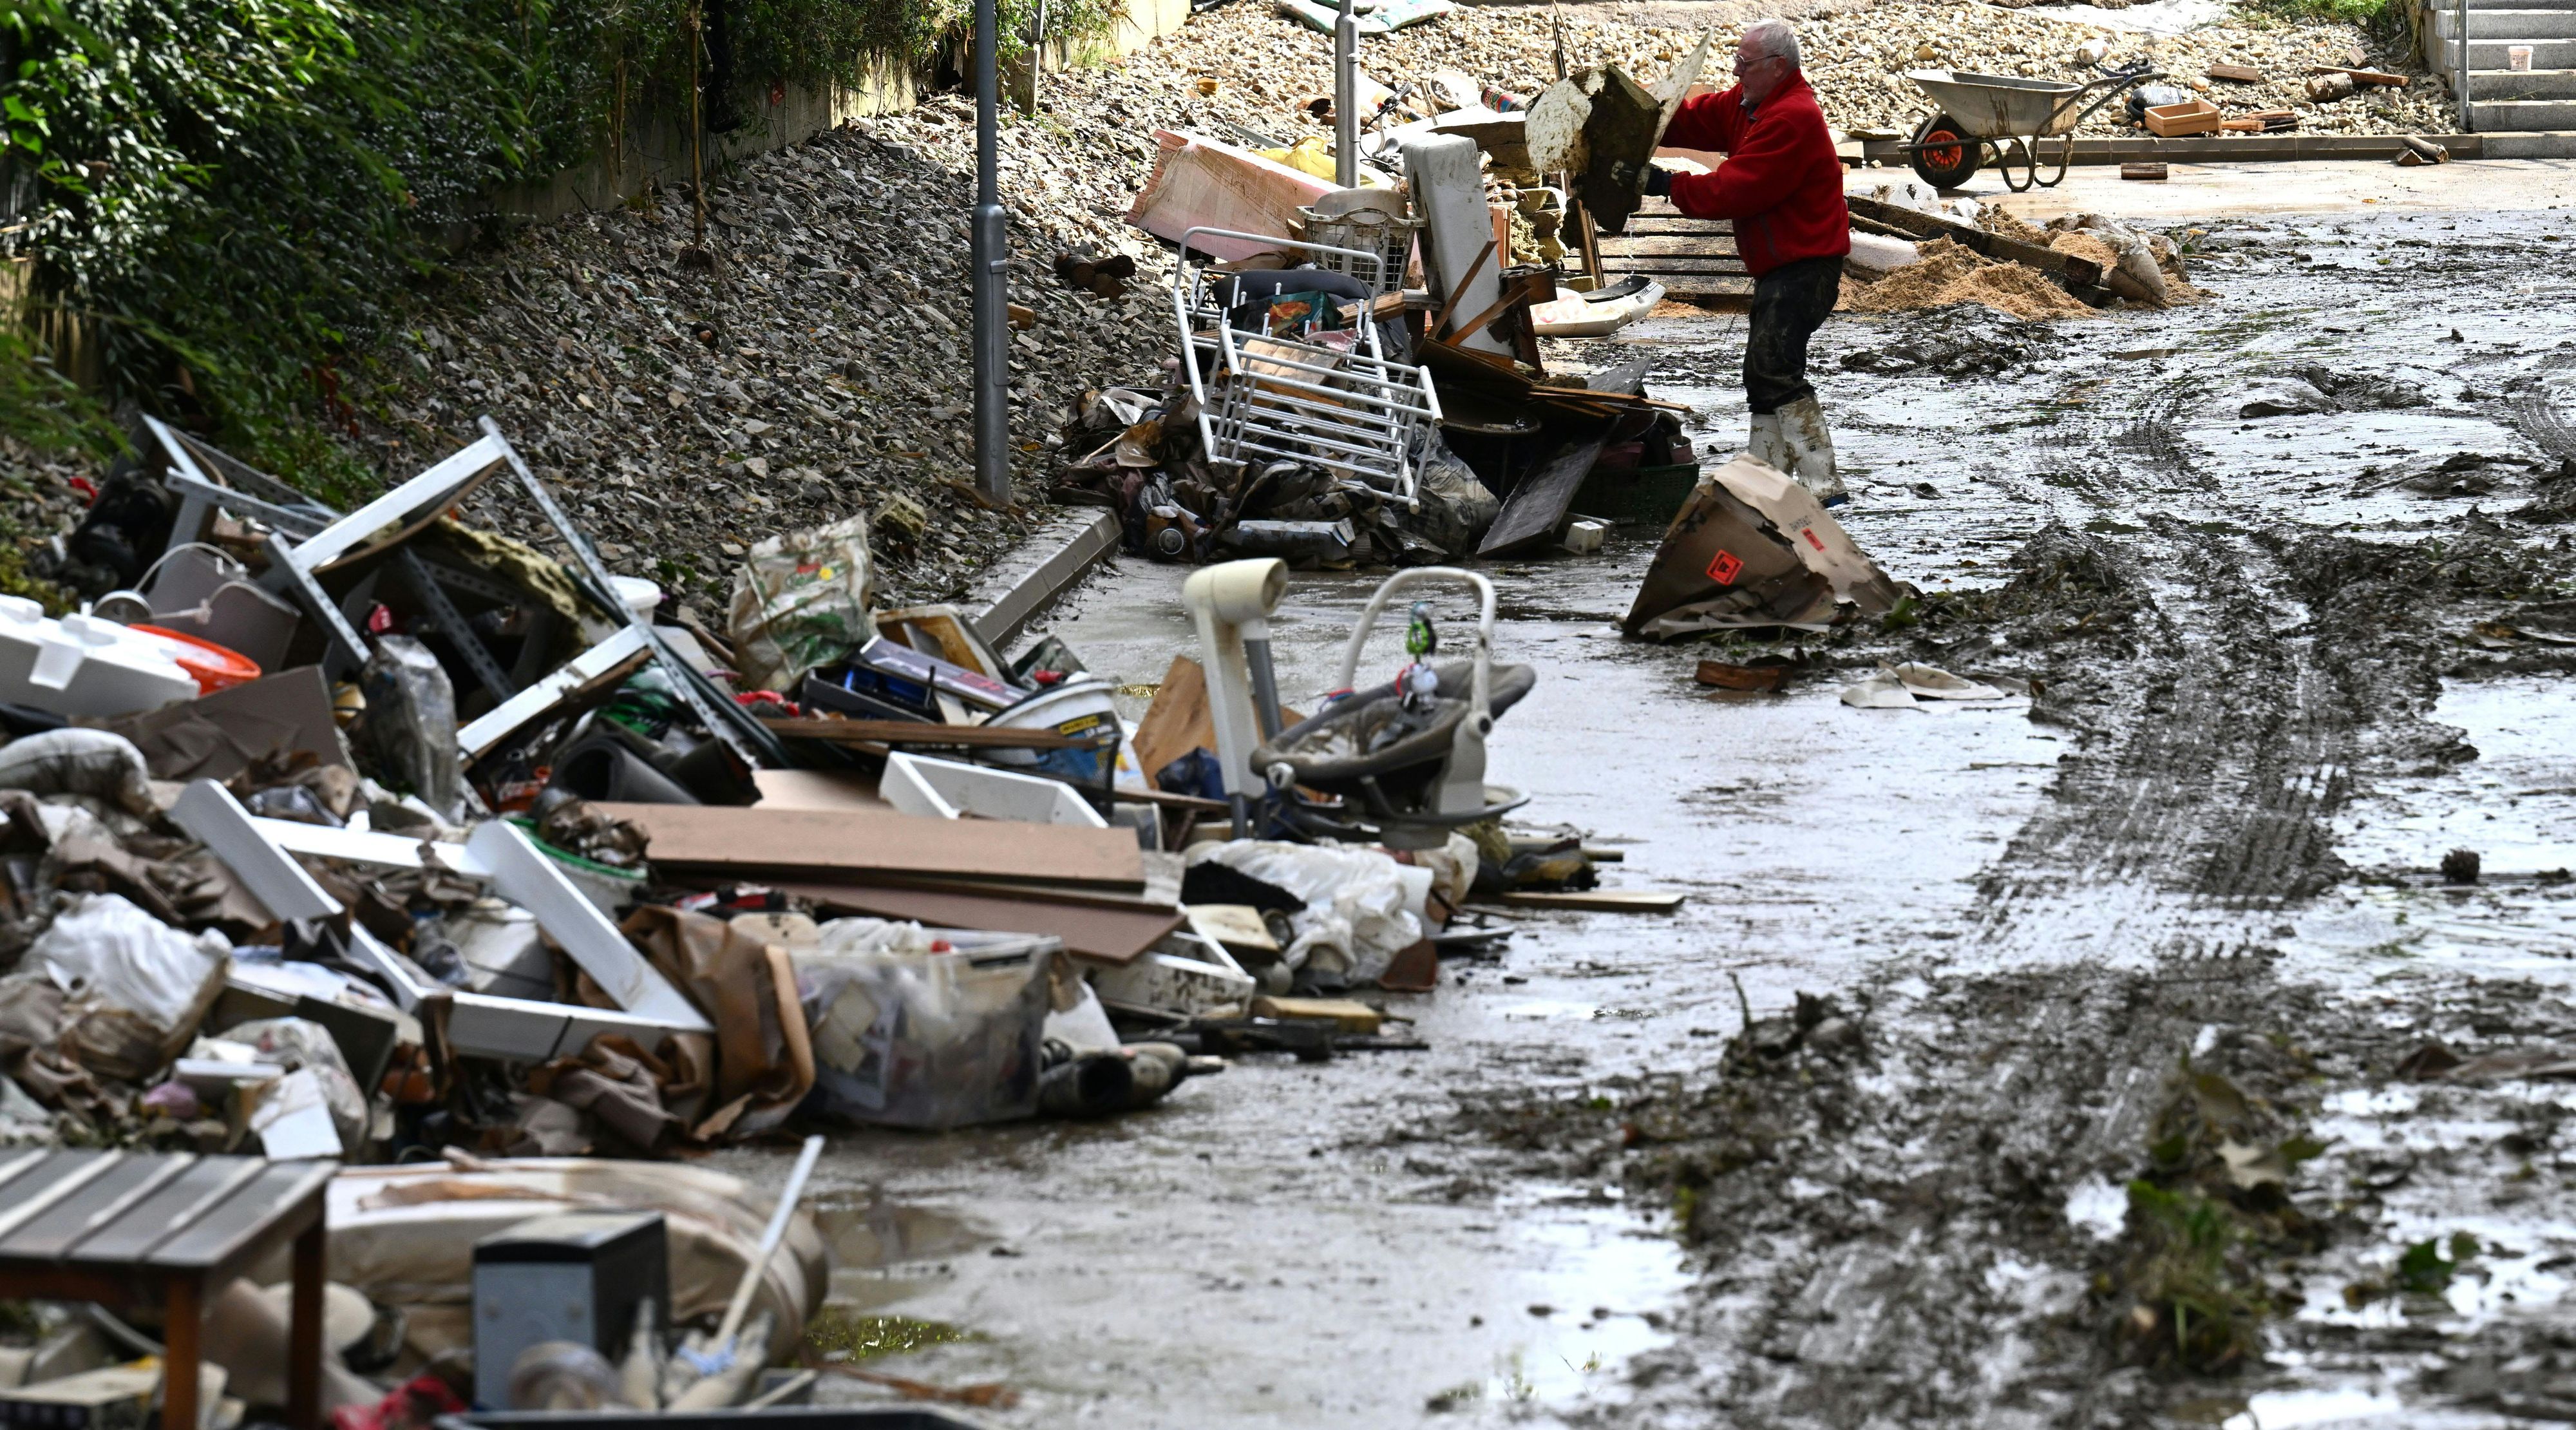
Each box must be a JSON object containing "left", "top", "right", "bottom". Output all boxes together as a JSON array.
[
  {"left": 1707, "top": 549, "right": 1744, "bottom": 586},
  {"left": 1804, "top": 529, "right": 1826, "bottom": 551}
]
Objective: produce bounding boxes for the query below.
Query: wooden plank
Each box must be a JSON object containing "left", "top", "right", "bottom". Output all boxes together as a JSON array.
[
  {"left": 600, "top": 801, "right": 1148, "bottom": 893},
  {"left": 779, "top": 882, "right": 1183, "bottom": 966},
  {"left": 1594, "top": 235, "right": 1751, "bottom": 258},
  {"left": 2206, "top": 63, "right": 2264, "bottom": 83},
  {"left": 1496, "top": 888, "right": 1689, "bottom": 912},
  {"left": 2309, "top": 64, "right": 2408, "bottom": 86},
  {"left": 1577, "top": 255, "right": 1762, "bottom": 274},
  {"left": 146, "top": 1160, "right": 334, "bottom": 1273},
  {"left": 759, "top": 717, "right": 1101, "bottom": 750},
  {"left": 1844, "top": 194, "right": 2100, "bottom": 287},
  {"left": 0, "top": 1152, "right": 120, "bottom": 1252},
  {"left": 0, "top": 1154, "right": 196, "bottom": 1260},
  {"left": 66, "top": 1158, "right": 269, "bottom": 1266}
]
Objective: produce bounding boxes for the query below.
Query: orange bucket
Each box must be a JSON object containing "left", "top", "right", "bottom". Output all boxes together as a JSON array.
[{"left": 131, "top": 625, "right": 261, "bottom": 694}]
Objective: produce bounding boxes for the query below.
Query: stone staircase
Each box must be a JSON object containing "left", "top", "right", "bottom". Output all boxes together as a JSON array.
[{"left": 2427, "top": 0, "right": 2576, "bottom": 152}]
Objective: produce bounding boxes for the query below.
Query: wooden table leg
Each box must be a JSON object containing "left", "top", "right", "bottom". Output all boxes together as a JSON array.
[
  {"left": 289, "top": 1221, "right": 325, "bottom": 1430},
  {"left": 163, "top": 1279, "right": 200, "bottom": 1430}
]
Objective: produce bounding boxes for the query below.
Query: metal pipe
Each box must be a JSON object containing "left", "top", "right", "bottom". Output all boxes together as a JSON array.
[
  {"left": 1030, "top": 0, "right": 1046, "bottom": 116},
  {"left": 1334, "top": 0, "right": 1359, "bottom": 186},
  {"left": 972, "top": 0, "right": 1011, "bottom": 504},
  {"left": 2456, "top": 0, "right": 2472, "bottom": 132},
  {"left": 1243, "top": 636, "right": 1285, "bottom": 739}
]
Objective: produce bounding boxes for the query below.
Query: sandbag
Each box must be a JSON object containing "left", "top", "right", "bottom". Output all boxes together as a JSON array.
[
  {"left": 0, "top": 728, "right": 153, "bottom": 815},
  {"left": 724, "top": 513, "right": 875, "bottom": 694}
]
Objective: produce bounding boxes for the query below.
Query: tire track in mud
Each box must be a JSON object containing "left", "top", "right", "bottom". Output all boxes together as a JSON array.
[
  {"left": 2508, "top": 355, "right": 2576, "bottom": 464},
  {"left": 1594, "top": 367, "right": 2412, "bottom": 1430}
]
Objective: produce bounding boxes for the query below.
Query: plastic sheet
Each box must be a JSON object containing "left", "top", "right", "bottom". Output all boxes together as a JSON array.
[
  {"left": 1184, "top": 841, "right": 1426, "bottom": 986},
  {"left": 794, "top": 922, "right": 1057, "bottom": 1130},
  {"left": 31, "top": 892, "right": 231, "bottom": 1082}
]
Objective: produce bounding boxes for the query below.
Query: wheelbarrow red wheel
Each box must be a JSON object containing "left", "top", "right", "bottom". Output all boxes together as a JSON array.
[{"left": 1908, "top": 112, "right": 1981, "bottom": 190}]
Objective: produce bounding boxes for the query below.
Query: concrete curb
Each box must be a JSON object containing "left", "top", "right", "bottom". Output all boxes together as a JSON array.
[{"left": 969, "top": 509, "right": 1123, "bottom": 651}]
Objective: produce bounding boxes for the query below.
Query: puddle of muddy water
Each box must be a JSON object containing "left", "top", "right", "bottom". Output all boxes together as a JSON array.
[{"left": 2289, "top": 674, "right": 2576, "bottom": 981}]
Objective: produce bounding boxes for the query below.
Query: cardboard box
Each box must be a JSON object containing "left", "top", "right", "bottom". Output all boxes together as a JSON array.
[
  {"left": 1621, "top": 455, "right": 1906, "bottom": 640},
  {"left": 2144, "top": 99, "right": 2222, "bottom": 137}
]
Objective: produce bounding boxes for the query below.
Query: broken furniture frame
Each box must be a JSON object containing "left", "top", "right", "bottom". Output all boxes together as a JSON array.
[
  {"left": 171, "top": 781, "right": 714, "bottom": 1062},
  {"left": 146, "top": 417, "right": 781, "bottom": 774},
  {"left": 1171, "top": 227, "right": 1442, "bottom": 508}
]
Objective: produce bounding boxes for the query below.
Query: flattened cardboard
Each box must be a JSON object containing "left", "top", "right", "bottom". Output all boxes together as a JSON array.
[
  {"left": 1621, "top": 455, "right": 1904, "bottom": 639},
  {"left": 91, "top": 665, "right": 348, "bottom": 781},
  {"left": 600, "top": 802, "right": 1148, "bottom": 893}
]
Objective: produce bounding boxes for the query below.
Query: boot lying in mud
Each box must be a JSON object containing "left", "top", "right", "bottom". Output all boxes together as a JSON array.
[{"left": 1039, "top": 1042, "right": 1200, "bottom": 1117}]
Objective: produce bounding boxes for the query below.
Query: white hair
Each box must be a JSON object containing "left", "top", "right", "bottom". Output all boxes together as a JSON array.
[{"left": 1741, "top": 18, "right": 1801, "bottom": 68}]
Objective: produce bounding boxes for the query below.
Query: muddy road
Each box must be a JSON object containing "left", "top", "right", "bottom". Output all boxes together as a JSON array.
[{"left": 717, "top": 199, "right": 2576, "bottom": 1427}]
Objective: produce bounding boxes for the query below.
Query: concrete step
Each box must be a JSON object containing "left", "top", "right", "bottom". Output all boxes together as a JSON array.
[
  {"left": 2469, "top": 96, "right": 2576, "bottom": 124},
  {"left": 2472, "top": 65, "right": 2576, "bottom": 95},
  {"left": 2478, "top": 128, "right": 2576, "bottom": 153},
  {"left": 2429, "top": 33, "right": 2576, "bottom": 69},
  {"left": 2467, "top": 0, "right": 2576, "bottom": 11},
  {"left": 2434, "top": 7, "right": 2576, "bottom": 35}
]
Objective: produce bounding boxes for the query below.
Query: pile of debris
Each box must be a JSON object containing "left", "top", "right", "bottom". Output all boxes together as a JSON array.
[{"left": 0, "top": 359, "right": 1703, "bottom": 1416}]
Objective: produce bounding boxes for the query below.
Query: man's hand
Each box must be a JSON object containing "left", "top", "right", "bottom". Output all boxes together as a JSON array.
[{"left": 1642, "top": 166, "right": 1673, "bottom": 198}]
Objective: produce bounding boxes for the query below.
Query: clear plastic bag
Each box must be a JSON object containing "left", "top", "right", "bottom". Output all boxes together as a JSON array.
[{"left": 358, "top": 636, "right": 463, "bottom": 819}]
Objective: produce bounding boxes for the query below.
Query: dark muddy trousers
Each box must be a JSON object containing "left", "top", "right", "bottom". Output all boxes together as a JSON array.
[{"left": 1744, "top": 253, "right": 1845, "bottom": 415}]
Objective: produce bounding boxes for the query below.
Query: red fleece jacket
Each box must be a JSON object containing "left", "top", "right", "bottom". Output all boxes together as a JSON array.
[{"left": 1660, "top": 73, "right": 1850, "bottom": 277}]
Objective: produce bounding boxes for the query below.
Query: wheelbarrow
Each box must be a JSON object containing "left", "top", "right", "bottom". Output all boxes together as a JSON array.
[
  {"left": 1251, "top": 567, "right": 1533, "bottom": 850},
  {"left": 1900, "top": 64, "right": 2163, "bottom": 193}
]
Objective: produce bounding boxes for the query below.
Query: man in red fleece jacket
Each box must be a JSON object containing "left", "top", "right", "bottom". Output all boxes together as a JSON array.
[{"left": 1629, "top": 19, "right": 1852, "bottom": 504}]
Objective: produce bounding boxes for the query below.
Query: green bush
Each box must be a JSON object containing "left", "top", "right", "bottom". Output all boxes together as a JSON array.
[{"left": 0, "top": 0, "right": 1112, "bottom": 473}]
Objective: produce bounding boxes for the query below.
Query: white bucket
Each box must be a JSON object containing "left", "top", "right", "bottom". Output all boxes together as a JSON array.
[
  {"left": 986, "top": 678, "right": 1122, "bottom": 785},
  {"left": 609, "top": 576, "right": 661, "bottom": 622}
]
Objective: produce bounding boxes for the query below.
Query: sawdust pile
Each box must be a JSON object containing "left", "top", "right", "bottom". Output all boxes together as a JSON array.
[
  {"left": 1839, "top": 238, "right": 2098, "bottom": 320},
  {"left": 2048, "top": 230, "right": 2122, "bottom": 271},
  {"left": 1982, "top": 209, "right": 2056, "bottom": 248}
]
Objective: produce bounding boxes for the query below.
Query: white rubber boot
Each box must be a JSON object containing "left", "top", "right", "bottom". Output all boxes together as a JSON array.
[
  {"left": 1777, "top": 395, "right": 1847, "bottom": 506},
  {"left": 1747, "top": 412, "right": 1790, "bottom": 472}
]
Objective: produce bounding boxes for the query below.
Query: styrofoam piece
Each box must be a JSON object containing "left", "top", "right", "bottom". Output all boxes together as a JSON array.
[
  {"left": 1561, "top": 519, "right": 1609, "bottom": 555},
  {"left": 1399, "top": 133, "right": 1511, "bottom": 356},
  {"left": 0, "top": 598, "right": 200, "bottom": 717},
  {"left": 881, "top": 751, "right": 1110, "bottom": 828},
  {"left": 458, "top": 625, "right": 652, "bottom": 759}
]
